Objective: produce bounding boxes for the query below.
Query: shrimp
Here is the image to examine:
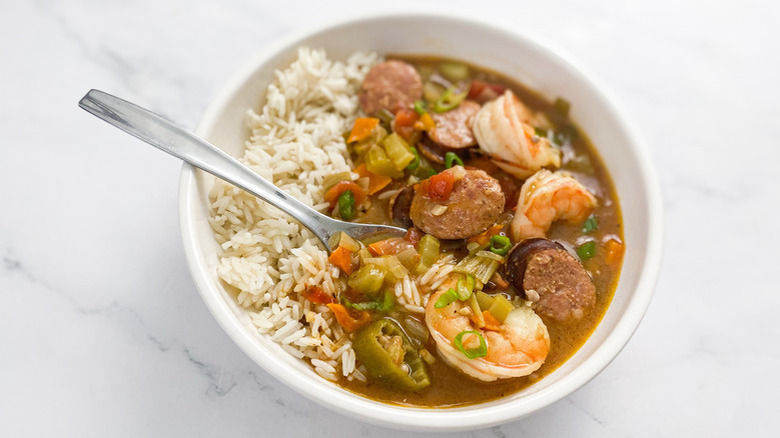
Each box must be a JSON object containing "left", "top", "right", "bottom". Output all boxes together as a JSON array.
[
  {"left": 511, "top": 169, "right": 597, "bottom": 242},
  {"left": 425, "top": 286, "right": 550, "bottom": 381},
  {"left": 472, "top": 90, "right": 561, "bottom": 178}
]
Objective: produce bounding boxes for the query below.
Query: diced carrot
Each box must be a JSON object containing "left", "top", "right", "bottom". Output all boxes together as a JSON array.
[
  {"left": 303, "top": 286, "right": 336, "bottom": 305},
  {"left": 420, "top": 112, "right": 435, "bottom": 131},
  {"left": 324, "top": 181, "right": 366, "bottom": 208},
  {"left": 354, "top": 163, "right": 392, "bottom": 195},
  {"left": 347, "top": 117, "right": 379, "bottom": 143},
  {"left": 482, "top": 311, "right": 502, "bottom": 331},
  {"left": 327, "top": 303, "right": 372, "bottom": 333},
  {"left": 605, "top": 238, "right": 624, "bottom": 267},
  {"left": 392, "top": 108, "right": 419, "bottom": 141},
  {"left": 367, "top": 237, "right": 412, "bottom": 256},
  {"left": 328, "top": 246, "right": 354, "bottom": 274},
  {"left": 467, "top": 224, "right": 504, "bottom": 245}
]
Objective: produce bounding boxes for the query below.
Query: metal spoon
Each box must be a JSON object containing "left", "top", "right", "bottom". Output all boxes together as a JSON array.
[{"left": 78, "top": 89, "right": 406, "bottom": 251}]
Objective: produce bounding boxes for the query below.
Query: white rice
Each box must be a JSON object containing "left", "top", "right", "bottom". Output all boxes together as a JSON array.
[{"left": 208, "top": 47, "right": 453, "bottom": 381}]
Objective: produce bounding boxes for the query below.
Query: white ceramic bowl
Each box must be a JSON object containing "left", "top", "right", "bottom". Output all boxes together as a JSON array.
[{"left": 179, "top": 11, "right": 663, "bottom": 431}]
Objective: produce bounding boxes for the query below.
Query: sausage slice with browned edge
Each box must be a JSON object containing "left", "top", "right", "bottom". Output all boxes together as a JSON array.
[
  {"left": 505, "top": 238, "right": 596, "bottom": 321},
  {"left": 428, "top": 100, "right": 481, "bottom": 149},
  {"left": 359, "top": 60, "right": 423, "bottom": 116},
  {"left": 409, "top": 166, "right": 504, "bottom": 240}
]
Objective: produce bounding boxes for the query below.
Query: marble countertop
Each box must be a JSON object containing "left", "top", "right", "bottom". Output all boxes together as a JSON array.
[{"left": 2, "top": 0, "right": 778, "bottom": 436}]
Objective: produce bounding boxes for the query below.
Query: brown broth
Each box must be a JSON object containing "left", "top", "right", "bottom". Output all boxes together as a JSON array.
[{"left": 338, "top": 56, "right": 623, "bottom": 407}]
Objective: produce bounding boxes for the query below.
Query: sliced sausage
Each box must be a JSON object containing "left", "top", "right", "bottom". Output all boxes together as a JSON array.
[
  {"left": 418, "top": 137, "right": 448, "bottom": 164},
  {"left": 409, "top": 167, "right": 504, "bottom": 240},
  {"left": 390, "top": 185, "right": 415, "bottom": 228},
  {"left": 505, "top": 238, "right": 596, "bottom": 321},
  {"left": 429, "top": 100, "right": 481, "bottom": 149},
  {"left": 359, "top": 61, "right": 423, "bottom": 116}
]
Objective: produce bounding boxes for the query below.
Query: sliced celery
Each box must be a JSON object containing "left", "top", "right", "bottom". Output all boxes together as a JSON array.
[
  {"left": 418, "top": 234, "right": 440, "bottom": 267},
  {"left": 488, "top": 295, "right": 514, "bottom": 323},
  {"left": 382, "top": 133, "right": 415, "bottom": 171},
  {"left": 365, "top": 144, "right": 402, "bottom": 178}
]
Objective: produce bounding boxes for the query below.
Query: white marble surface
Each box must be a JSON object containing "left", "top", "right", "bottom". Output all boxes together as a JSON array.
[{"left": 2, "top": 0, "right": 779, "bottom": 436}]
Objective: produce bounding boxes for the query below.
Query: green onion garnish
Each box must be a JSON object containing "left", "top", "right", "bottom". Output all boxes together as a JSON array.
[
  {"left": 434, "top": 288, "right": 460, "bottom": 308},
  {"left": 582, "top": 214, "right": 598, "bottom": 233},
  {"left": 413, "top": 100, "right": 426, "bottom": 115},
  {"left": 489, "top": 235, "right": 511, "bottom": 256},
  {"left": 533, "top": 127, "right": 548, "bottom": 138},
  {"left": 577, "top": 241, "right": 596, "bottom": 261},
  {"left": 456, "top": 274, "right": 476, "bottom": 300},
  {"left": 406, "top": 146, "right": 420, "bottom": 171},
  {"left": 444, "top": 152, "right": 464, "bottom": 169},
  {"left": 433, "top": 86, "right": 469, "bottom": 113},
  {"left": 453, "top": 330, "right": 487, "bottom": 359},
  {"left": 338, "top": 190, "right": 356, "bottom": 221}
]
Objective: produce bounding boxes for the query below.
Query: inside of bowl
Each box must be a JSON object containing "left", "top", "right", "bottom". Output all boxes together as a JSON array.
[{"left": 184, "top": 12, "right": 659, "bottom": 428}]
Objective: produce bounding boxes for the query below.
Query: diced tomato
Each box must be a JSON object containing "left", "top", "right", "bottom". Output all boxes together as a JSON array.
[
  {"left": 328, "top": 246, "right": 355, "bottom": 274},
  {"left": 354, "top": 163, "right": 392, "bottom": 195},
  {"left": 392, "top": 108, "right": 419, "bottom": 141},
  {"left": 404, "top": 227, "right": 423, "bottom": 247},
  {"left": 327, "top": 303, "right": 372, "bottom": 332},
  {"left": 468, "top": 80, "right": 507, "bottom": 103},
  {"left": 424, "top": 171, "right": 455, "bottom": 201},
  {"left": 347, "top": 117, "right": 379, "bottom": 143},
  {"left": 324, "top": 181, "right": 366, "bottom": 208},
  {"left": 303, "top": 286, "right": 336, "bottom": 305}
]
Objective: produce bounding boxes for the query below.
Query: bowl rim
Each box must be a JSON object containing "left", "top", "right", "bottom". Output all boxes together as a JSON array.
[{"left": 178, "top": 9, "right": 664, "bottom": 431}]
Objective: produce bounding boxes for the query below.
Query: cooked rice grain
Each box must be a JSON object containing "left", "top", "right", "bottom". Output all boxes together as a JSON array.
[{"left": 209, "top": 48, "right": 377, "bottom": 379}]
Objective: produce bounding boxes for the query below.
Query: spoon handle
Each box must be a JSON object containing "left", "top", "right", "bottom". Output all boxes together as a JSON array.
[{"left": 78, "top": 89, "right": 341, "bottom": 247}]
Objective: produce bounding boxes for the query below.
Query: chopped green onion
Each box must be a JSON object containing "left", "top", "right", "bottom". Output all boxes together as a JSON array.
[
  {"left": 413, "top": 100, "right": 426, "bottom": 115},
  {"left": 553, "top": 97, "right": 571, "bottom": 118},
  {"left": 338, "top": 190, "right": 356, "bottom": 220},
  {"left": 582, "top": 214, "right": 598, "bottom": 233},
  {"left": 577, "top": 241, "right": 597, "bottom": 261},
  {"left": 444, "top": 152, "right": 464, "bottom": 169},
  {"left": 434, "top": 288, "right": 460, "bottom": 308},
  {"left": 534, "top": 127, "right": 548, "bottom": 138},
  {"left": 489, "top": 235, "right": 511, "bottom": 256},
  {"left": 456, "top": 274, "right": 476, "bottom": 300},
  {"left": 406, "top": 146, "right": 420, "bottom": 170},
  {"left": 453, "top": 330, "right": 487, "bottom": 359},
  {"left": 433, "top": 86, "right": 469, "bottom": 113}
]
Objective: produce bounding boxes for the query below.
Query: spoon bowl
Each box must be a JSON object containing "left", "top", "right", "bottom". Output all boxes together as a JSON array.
[{"left": 78, "top": 89, "right": 407, "bottom": 250}]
